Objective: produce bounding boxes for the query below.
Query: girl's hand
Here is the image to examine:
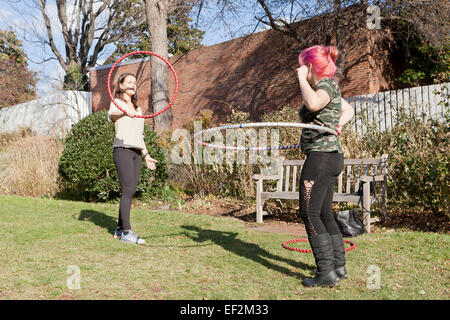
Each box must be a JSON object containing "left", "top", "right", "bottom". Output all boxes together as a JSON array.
[
  {"left": 296, "top": 65, "right": 309, "bottom": 80},
  {"left": 336, "top": 124, "right": 343, "bottom": 135},
  {"left": 144, "top": 155, "right": 158, "bottom": 170},
  {"left": 126, "top": 109, "right": 139, "bottom": 118}
]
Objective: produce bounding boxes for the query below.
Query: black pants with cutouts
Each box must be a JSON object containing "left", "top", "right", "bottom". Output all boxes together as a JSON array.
[{"left": 299, "top": 151, "right": 344, "bottom": 237}]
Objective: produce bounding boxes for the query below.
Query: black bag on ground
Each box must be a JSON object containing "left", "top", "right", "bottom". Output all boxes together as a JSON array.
[{"left": 334, "top": 208, "right": 367, "bottom": 238}]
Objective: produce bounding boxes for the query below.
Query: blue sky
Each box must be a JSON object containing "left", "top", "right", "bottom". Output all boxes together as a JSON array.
[{"left": 0, "top": 0, "right": 270, "bottom": 97}]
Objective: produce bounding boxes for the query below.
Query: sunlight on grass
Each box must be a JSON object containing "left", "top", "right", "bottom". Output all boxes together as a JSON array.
[{"left": 0, "top": 195, "right": 448, "bottom": 300}]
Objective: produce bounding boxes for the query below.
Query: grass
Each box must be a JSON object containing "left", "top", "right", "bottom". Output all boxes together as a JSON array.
[{"left": 0, "top": 194, "right": 448, "bottom": 300}]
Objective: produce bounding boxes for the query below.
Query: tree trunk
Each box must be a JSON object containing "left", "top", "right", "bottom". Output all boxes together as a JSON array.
[{"left": 145, "top": 0, "right": 173, "bottom": 134}]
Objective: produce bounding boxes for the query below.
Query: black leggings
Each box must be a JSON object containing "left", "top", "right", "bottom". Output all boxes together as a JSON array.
[
  {"left": 113, "top": 147, "right": 142, "bottom": 230},
  {"left": 299, "top": 151, "right": 343, "bottom": 237}
]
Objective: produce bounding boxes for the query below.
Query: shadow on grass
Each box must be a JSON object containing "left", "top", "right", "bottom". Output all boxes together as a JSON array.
[
  {"left": 78, "top": 210, "right": 117, "bottom": 234},
  {"left": 77, "top": 210, "right": 214, "bottom": 249},
  {"left": 181, "top": 225, "right": 312, "bottom": 279}
]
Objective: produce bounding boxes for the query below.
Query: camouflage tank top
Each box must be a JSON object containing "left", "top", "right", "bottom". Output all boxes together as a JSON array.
[{"left": 298, "top": 78, "right": 342, "bottom": 155}]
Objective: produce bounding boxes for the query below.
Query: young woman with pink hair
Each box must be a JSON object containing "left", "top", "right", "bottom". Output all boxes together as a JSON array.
[{"left": 296, "top": 45, "right": 354, "bottom": 287}]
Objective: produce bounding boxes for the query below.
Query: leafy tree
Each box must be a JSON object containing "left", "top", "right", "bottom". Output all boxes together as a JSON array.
[
  {"left": 167, "top": 14, "right": 205, "bottom": 56},
  {"left": 105, "top": 1, "right": 204, "bottom": 63},
  {"left": 396, "top": 42, "right": 450, "bottom": 87},
  {"left": 0, "top": 29, "right": 38, "bottom": 108}
]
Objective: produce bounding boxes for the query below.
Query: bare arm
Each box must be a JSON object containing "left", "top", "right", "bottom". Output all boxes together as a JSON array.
[
  {"left": 339, "top": 98, "right": 355, "bottom": 126},
  {"left": 141, "top": 139, "right": 158, "bottom": 170},
  {"left": 108, "top": 101, "right": 138, "bottom": 122},
  {"left": 141, "top": 141, "right": 149, "bottom": 158},
  {"left": 297, "top": 78, "right": 331, "bottom": 112},
  {"left": 109, "top": 112, "right": 127, "bottom": 122},
  {"left": 296, "top": 66, "right": 330, "bottom": 112}
]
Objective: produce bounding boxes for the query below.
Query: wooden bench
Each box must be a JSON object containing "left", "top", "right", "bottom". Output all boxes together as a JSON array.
[{"left": 253, "top": 154, "right": 388, "bottom": 233}]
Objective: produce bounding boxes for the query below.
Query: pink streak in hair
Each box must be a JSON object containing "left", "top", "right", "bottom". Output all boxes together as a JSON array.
[{"left": 298, "top": 45, "right": 339, "bottom": 79}]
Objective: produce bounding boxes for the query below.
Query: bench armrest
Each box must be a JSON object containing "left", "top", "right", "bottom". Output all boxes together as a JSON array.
[
  {"left": 253, "top": 174, "right": 281, "bottom": 180},
  {"left": 360, "top": 175, "right": 385, "bottom": 183}
]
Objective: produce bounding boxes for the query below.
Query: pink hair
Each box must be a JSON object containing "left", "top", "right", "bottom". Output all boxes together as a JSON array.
[{"left": 298, "top": 45, "right": 340, "bottom": 79}]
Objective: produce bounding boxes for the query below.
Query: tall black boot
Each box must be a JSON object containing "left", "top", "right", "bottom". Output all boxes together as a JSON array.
[
  {"left": 330, "top": 233, "right": 347, "bottom": 279},
  {"left": 303, "top": 233, "right": 339, "bottom": 287},
  {"left": 313, "top": 233, "right": 348, "bottom": 279}
]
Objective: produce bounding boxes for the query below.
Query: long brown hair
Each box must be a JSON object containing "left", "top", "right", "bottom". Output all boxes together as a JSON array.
[{"left": 113, "top": 73, "right": 139, "bottom": 110}]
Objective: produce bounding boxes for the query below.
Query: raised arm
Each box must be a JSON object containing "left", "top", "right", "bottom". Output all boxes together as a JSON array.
[
  {"left": 109, "top": 112, "right": 126, "bottom": 122},
  {"left": 108, "top": 100, "right": 138, "bottom": 122},
  {"left": 297, "top": 66, "right": 331, "bottom": 112}
]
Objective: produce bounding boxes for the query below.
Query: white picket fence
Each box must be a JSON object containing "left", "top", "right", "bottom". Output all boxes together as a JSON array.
[
  {"left": 0, "top": 91, "right": 92, "bottom": 136},
  {"left": 344, "top": 82, "right": 449, "bottom": 134}
]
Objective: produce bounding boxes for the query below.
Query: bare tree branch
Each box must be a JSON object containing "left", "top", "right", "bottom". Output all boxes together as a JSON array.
[{"left": 37, "top": 0, "right": 67, "bottom": 71}]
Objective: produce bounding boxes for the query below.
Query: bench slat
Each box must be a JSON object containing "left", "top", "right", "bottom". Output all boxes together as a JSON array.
[
  {"left": 261, "top": 192, "right": 361, "bottom": 203},
  {"left": 364, "top": 165, "right": 369, "bottom": 177},
  {"left": 346, "top": 165, "right": 352, "bottom": 193},
  {"left": 333, "top": 194, "right": 360, "bottom": 203},
  {"left": 276, "top": 166, "right": 283, "bottom": 192},
  {"left": 285, "top": 165, "right": 290, "bottom": 192},
  {"left": 283, "top": 160, "right": 305, "bottom": 166},
  {"left": 283, "top": 159, "right": 381, "bottom": 166},
  {"left": 355, "top": 165, "right": 360, "bottom": 193},
  {"left": 340, "top": 158, "right": 383, "bottom": 165},
  {"left": 283, "top": 158, "right": 383, "bottom": 166},
  {"left": 360, "top": 175, "right": 385, "bottom": 182},
  {"left": 261, "top": 192, "right": 298, "bottom": 200},
  {"left": 292, "top": 166, "right": 298, "bottom": 192}
]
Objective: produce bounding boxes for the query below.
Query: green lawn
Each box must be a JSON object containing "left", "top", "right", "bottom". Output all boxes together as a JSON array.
[{"left": 0, "top": 194, "right": 448, "bottom": 300}]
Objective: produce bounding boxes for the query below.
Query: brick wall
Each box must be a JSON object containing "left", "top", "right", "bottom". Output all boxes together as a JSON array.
[{"left": 89, "top": 25, "right": 397, "bottom": 130}]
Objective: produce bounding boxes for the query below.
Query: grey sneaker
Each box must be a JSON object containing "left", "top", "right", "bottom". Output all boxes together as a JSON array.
[
  {"left": 120, "top": 230, "right": 145, "bottom": 245},
  {"left": 113, "top": 227, "right": 123, "bottom": 239}
]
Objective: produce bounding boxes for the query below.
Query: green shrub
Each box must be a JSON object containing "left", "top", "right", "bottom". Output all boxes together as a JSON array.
[
  {"left": 58, "top": 110, "right": 167, "bottom": 201},
  {"left": 382, "top": 115, "right": 449, "bottom": 217},
  {"left": 340, "top": 109, "right": 449, "bottom": 218}
]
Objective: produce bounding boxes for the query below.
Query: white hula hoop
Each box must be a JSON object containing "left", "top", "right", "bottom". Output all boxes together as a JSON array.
[{"left": 193, "top": 122, "right": 338, "bottom": 151}]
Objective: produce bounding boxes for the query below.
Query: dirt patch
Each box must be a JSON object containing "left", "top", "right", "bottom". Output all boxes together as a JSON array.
[
  {"left": 138, "top": 197, "right": 308, "bottom": 236},
  {"left": 379, "top": 210, "right": 449, "bottom": 234},
  {"left": 136, "top": 196, "right": 449, "bottom": 235},
  {"left": 248, "top": 221, "right": 307, "bottom": 236},
  {"left": 57, "top": 292, "right": 78, "bottom": 300}
]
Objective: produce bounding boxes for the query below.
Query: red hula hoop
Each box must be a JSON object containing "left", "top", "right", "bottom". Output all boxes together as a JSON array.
[
  {"left": 106, "top": 51, "right": 179, "bottom": 118},
  {"left": 282, "top": 238, "right": 356, "bottom": 253}
]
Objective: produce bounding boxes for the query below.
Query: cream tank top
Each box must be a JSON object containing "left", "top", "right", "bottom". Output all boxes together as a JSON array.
[{"left": 107, "top": 99, "right": 145, "bottom": 150}]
